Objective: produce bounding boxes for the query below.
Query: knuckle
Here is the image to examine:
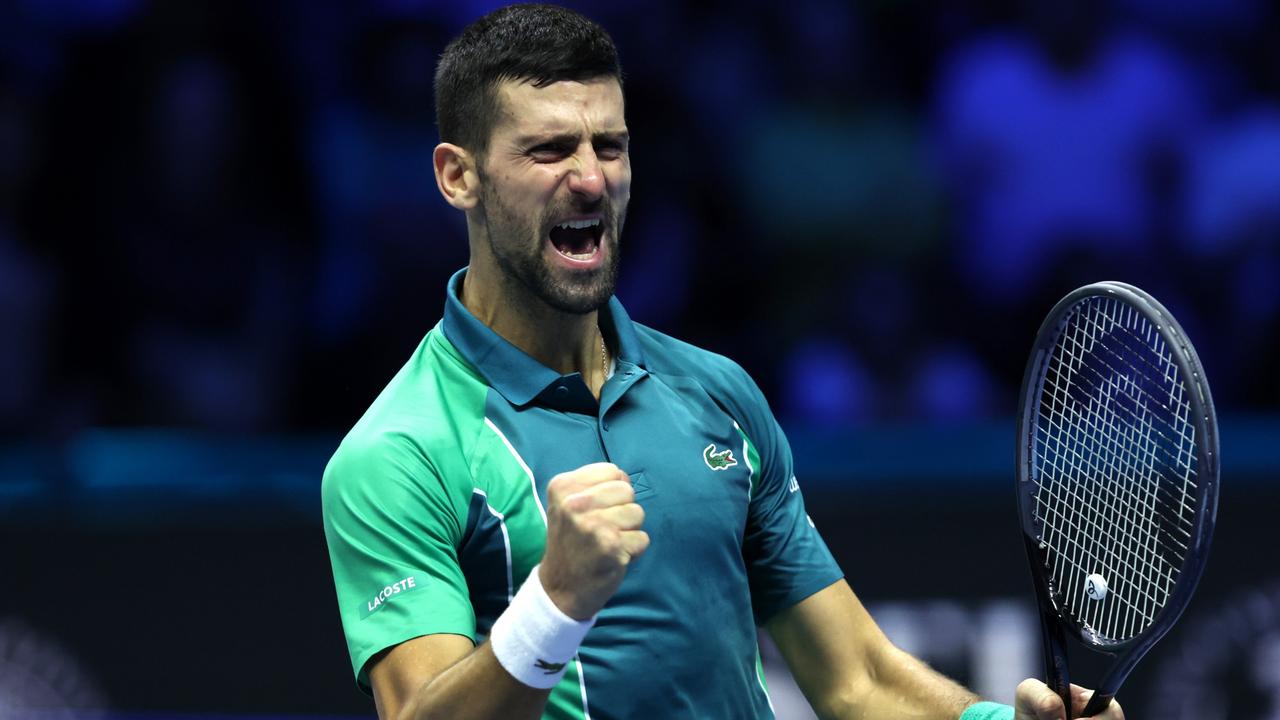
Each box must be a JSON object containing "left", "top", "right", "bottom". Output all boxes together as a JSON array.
[
  {"left": 552, "top": 493, "right": 578, "bottom": 516},
  {"left": 574, "top": 512, "right": 597, "bottom": 533},
  {"left": 1036, "top": 697, "right": 1060, "bottom": 716},
  {"left": 598, "top": 518, "right": 619, "bottom": 538},
  {"left": 547, "top": 473, "right": 569, "bottom": 498},
  {"left": 614, "top": 484, "right": 635, "bottom": 505},
  {"left": 586, "top": 461, "right": 617, "bottom": 476}
]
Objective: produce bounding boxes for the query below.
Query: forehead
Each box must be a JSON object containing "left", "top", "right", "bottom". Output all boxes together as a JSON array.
[{"left": 491, "top": 78, "right": 626, "bottom": 139}]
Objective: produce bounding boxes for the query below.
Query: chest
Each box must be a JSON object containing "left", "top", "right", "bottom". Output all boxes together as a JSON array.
[
  {"left": 461, "top": 372, "right": 757, "bottom": 636},
  {"left": 483, "top": 372, "right": 754, "bottom": 550}
]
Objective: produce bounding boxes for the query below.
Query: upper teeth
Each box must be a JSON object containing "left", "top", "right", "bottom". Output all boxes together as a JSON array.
[{"left": 556, "top": 218, "right": 601, "bottom": 230}]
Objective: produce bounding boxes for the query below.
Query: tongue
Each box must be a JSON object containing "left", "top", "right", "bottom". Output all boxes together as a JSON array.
[{"left": 550, "top": 226, "right": 597, "bottom": 256}]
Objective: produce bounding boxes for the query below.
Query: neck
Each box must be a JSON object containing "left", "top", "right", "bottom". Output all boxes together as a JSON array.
[{"left": 461, "top": 263, "right": 610, "bottom": 396}]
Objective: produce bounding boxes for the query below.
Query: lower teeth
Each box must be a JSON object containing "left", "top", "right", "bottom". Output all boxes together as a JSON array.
[{"left": 555, "top": 244, "right": 597, "bottom": 260}]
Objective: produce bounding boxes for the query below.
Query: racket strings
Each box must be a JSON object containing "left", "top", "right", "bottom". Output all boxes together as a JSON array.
[
  {"left": 1032, "top": 297, "right": 1199, "bottom": 643},
  {"left": 1040, "top": 355, "right": 1197, "bottom": 537},
  {"left": 1038, "top": 299, "right": 1193, "bottom": 638},
  {"left": 1061, "top": 310, "right": 1199, "bottom": 477},
  {"left": 1041, "top": 301, "right": 1192, "bottom": 526},
  {"left": 1041, "top": 301, "right": 1189, "bottom": 638},
  {"left": 1049, "top": 329, "right": 1197, "bottom": 479},
  {"left": 1038, "top": 331, "right": 1171, "bottom": 638}
]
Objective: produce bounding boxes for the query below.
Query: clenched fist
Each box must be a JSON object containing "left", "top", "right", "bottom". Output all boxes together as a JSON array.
[{"left": 539, "top": 462, "right": 650, "bottom": 620}]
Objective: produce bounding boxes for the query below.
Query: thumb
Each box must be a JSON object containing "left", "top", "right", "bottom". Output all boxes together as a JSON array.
[
  {"left": 1070, "top": 684, "right": 1094, "bottom": 716},
  {"left": 1070, "top": 684, "right": 1121, "bottom": 718},
  {"left": 1014, "top": 678, "right": 1068, "bottom": 720}
]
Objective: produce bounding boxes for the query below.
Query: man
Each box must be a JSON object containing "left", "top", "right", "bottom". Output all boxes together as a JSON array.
[{"left": 321, "top": 5, "right": 1124, "bottom": 719}]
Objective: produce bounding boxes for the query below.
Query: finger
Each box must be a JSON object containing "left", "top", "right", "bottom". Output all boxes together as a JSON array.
[
  {"left": 1069, "top": 684, "right": 1092, "bottom": 716},
  {"left": 1015, "top": 678, "right": 1067, "bottom": 720},
  {"left": 1070, "top": 685, "right": 1123, "bottom": 719},
  {"left": 548, "top": 463, "right": 628, "bottom": 498},
  {"left": 595, "top": 502, "right": 645, "bottom": 531},
  {"left": 564, "top": 480, "right": 635, "bottom": 511},
  {"left": 618, "top": 529, "right": 650, "bottom": 559}
]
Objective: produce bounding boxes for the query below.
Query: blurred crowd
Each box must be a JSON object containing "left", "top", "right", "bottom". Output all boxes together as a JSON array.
[{"left": 1, "top": 0, "right": 1278, "bottom": 437}]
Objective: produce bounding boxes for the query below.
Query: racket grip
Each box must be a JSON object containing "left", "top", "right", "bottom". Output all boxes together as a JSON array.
[
  {"left": 1040, "top": 612, "right": 1072, "bottom": 716},
  {"left": 1080, "top": 692, "right": 1114, "bottom": 717}
]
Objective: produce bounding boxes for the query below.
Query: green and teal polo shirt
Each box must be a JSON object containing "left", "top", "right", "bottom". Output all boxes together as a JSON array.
[{"left": 322, "top": 268, "right": 843, "bottom": 719}]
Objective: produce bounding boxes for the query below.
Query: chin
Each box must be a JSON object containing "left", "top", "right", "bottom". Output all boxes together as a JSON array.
[
  {"left": 537, "top": 263, "right": 616, "bottom": 315},
  {"left": 542, "top": 289, "right": 611, "bottom": 315},
  {"left": 543, "top": 280, "right": 614, "bottom": 315}
]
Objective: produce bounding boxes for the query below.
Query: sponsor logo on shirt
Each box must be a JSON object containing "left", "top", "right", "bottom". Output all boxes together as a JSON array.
[
  {"left": 359, "top": 574, "right": 424, "bottom": 619},
  {"left": 703, "top": 443, "right": 738, "bottom": 471}
]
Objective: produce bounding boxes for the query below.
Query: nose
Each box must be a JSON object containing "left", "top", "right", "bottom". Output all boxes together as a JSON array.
[{"left": 567, "top": 147, "right": 605, "bottom": 201}]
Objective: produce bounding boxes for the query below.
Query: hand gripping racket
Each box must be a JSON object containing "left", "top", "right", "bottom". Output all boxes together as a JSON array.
[{"left": 1015, "top": 281, "right": 1219, "bottom": 717}]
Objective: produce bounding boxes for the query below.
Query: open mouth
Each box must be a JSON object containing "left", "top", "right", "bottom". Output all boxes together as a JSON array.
[{"left": 549, "top": 217, "right": 604, "bottom": 261}]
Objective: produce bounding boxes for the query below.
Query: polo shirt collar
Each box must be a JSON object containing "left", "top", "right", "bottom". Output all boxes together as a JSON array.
[{"left": 441, "top": 267, "right": 647, "bottom": 408}]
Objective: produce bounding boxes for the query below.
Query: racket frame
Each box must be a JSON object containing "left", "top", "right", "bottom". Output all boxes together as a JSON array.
[{"left": 1015, "top": 281, "right": 1219, "bottom": 716}]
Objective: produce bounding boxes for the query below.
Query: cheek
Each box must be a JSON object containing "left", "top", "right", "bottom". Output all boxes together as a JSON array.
[
  {"left": 526, "top": 167, "right": 570, "bottom": 202},
  {"left": 608, "top": 165, "right": 632, "bottom": 195}
]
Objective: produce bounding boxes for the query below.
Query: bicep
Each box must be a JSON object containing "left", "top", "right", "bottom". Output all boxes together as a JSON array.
[
  {"left": 369, "top": 633, "right": 476, "bottom": 720},
  {"left": 766, "top": 579, "right": 892, "bottom": 717},
  {"left": 323, "top": 440, "right": 476, "bottom": 690}
]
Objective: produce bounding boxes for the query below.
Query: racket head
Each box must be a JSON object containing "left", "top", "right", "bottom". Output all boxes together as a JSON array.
[{"left": 1016, "top": 281, "right": 1219, "bottom": 656}]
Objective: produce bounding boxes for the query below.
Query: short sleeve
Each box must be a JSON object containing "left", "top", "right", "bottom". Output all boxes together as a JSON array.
[
  {"left": 321, "top": 432, "right": 475, "bottom": 692},
  {"left": 733, "top": 372, "right": 844, "bottom": 624}
]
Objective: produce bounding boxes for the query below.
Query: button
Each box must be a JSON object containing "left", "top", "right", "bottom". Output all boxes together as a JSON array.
[
  {"left": 555, "top": 385, "right": 568, "bottom": 396},
  {"left": 601, "top": 421, "right": 610, "bottom": 431}
]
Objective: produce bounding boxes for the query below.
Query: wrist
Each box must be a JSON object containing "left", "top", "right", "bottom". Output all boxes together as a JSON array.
[
  {"left": 540, "top": 575, "right": 593, "bottom": 621},
  {"left": 489, "top": 565, "right": 597, "bottom": 689},
  {"left": 959, "top": 701, "right": 1014, "bottom": 720}
]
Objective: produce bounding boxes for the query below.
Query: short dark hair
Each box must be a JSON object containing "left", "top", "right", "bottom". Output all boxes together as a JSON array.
[{"left": 434, "top": 4, "right": 622, "bottom": 156}]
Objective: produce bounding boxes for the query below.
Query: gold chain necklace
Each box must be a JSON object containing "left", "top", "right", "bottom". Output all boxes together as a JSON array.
[{"left": 599, "top": 329, "right": 609, "bottom": 382}]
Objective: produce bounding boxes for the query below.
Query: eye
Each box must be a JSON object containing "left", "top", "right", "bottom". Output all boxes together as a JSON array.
[
  {"left": 595, "top": 141, "right": 627, "bottom": 161},
  {"left": 528, "top": 143, "right": 572, "bottom": 162}
]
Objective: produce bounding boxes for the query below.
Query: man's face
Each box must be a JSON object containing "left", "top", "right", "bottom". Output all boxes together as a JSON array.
[{"left": 475, "top": 77, "right": 631, "bottom": 315}]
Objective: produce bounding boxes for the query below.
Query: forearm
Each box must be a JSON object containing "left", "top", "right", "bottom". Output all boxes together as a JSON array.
[
  {"left": 390, "top": 565, "right": 593, "bottom": 720},
  {"left": 395, "top": 642, "right": 551, "bottom": 720},
  {"left": 770, "top": 581, "right": 979, "bottom": 720},
  {"left": 833, "top": 641, "right": 978, "bottom": 720}
]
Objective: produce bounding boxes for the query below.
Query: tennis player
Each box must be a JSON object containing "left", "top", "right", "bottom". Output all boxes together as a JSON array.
[{"left": 321, "top": 5, "right": 1125, "bottom": 719}]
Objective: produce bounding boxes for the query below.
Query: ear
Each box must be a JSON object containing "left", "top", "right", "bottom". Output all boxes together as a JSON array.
[{"left": 434, "top": 142, "right": 480, "bottom": 210}]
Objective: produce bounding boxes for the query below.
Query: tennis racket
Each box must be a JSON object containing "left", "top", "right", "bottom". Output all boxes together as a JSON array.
[{"left": 1015, "top": 281, "right": 1219, "bottom": 717}]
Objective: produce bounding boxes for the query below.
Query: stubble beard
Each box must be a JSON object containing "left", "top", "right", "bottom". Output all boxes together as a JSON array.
[{"left": 478, "top": 182, "right": 626, "bottom": 316}]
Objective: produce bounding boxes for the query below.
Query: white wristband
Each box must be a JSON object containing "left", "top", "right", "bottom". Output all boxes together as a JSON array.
[{"left": 489, "top": 565, "right": 596, "bottom": 689}]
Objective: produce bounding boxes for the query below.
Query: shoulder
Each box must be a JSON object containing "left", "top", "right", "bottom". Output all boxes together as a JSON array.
[
  {"left": 323, "top": 326, "right": 490, "bottom": 509},
  {"left": 632, "top": 322, "right": 773, "bottom": 429}
]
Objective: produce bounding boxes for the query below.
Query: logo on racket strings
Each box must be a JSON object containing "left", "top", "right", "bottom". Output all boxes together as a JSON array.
[{"left": 703, "top": 443, "right": 738, "bottom": 471}]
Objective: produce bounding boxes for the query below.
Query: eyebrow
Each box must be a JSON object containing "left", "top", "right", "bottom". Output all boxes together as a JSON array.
[{"left": 515, "top": 130, "right": 630, "bottom": 148}]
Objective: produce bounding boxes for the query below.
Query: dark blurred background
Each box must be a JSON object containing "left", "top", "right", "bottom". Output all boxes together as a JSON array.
[{"left": 1, "top": 0, "right": 1278, "bottom": 717}]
